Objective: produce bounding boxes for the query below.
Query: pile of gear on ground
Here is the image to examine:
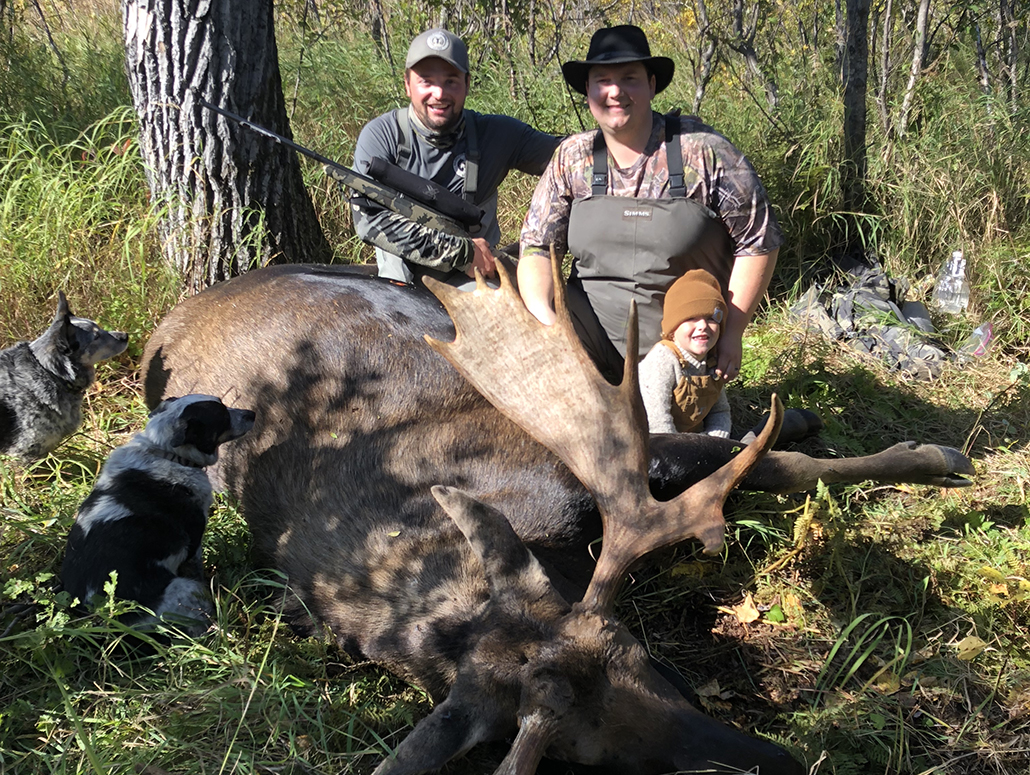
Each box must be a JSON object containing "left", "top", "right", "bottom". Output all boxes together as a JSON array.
[{"left": 790, "top": 256, "right": 991, "bottom": 381}]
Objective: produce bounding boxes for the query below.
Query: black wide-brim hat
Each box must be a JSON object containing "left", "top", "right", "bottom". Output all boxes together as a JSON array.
[{"left": 562, "top": 25, "right": 675, "bottom": 95}]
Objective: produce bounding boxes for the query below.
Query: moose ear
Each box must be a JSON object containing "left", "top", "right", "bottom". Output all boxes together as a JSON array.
[
  {"left": 431, "top": 485, "right": 566, "bottom": 612},
  {"left": 373, "top": 680, "right": 508, "bottom": 775}
]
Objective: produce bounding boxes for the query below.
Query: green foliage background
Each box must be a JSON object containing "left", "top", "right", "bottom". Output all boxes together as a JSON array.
[{"left": 2, "top": 1, "right": 1029, "bottom": 774}]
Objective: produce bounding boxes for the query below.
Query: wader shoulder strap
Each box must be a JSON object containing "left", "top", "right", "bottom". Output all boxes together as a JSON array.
[
  {"left": 590, "top": 116, "right": 686, "bottom": 198},
  {"left": 591, "top": 130, "right": 608, "bottom": 196},
  {"left": 659, "top": 338, "right": 687, "bottom": 366},
  {"left": 462, "top": 110, "right": 480, "bottom": 205},
  {"left": 665, "top": 111, "right": 686, "bottom": 198},
  {"left": 394, "top": 108, "right": 412, "bottom": 168}
]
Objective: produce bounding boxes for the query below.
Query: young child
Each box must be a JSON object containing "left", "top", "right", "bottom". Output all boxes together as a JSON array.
[{"left": 639, "top": 269, "right": 731, "bottom": 437}]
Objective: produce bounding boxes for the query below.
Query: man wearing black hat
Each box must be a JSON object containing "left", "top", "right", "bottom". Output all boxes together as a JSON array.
[
  {"left": 519, "top": 25, "right": 783, "bottom": 382},
  {"left": 352, "top": 28, "right": 560, "bottom": 288}
]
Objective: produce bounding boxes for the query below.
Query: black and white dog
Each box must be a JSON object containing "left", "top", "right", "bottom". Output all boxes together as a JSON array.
[
  {"left": 0, "top": 291, "right": 128, "bottom": 460},
  {"left": 61, "top": 395, "right": 255, "bottom": 636}
]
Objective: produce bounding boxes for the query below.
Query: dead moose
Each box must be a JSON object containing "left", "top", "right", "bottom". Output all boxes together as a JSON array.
[{"left": 141, "top": 259, "right": 974, "bottom": 775}]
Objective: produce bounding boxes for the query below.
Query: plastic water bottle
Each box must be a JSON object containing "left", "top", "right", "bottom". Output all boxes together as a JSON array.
[
  {"left": 932, "top": 250, "right": 970, "bottom": 314},
  {"left": 956, "top": 322, "right": 993, "bottom": 363}
]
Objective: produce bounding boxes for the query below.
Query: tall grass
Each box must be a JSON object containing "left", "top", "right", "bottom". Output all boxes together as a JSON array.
[
  {"left": 0, "top": 2, "right": 128, "bottom": 137},
  {"left": 0, "top": 108, "right": 178, "bottom": 352}
]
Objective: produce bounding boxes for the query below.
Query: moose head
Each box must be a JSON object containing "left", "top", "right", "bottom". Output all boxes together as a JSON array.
[{"left": 369, "top": 253, "right": 804, "bottom": 775}]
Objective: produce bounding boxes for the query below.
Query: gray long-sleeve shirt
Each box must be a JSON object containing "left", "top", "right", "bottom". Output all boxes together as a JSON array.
[{"left": 351, "top": 108, "right": 559, "bottom": 275}]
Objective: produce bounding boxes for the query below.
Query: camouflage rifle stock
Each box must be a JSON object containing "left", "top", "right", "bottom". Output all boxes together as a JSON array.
[{"left": 198, "top": 100, "right": 475, "bottom": 236}]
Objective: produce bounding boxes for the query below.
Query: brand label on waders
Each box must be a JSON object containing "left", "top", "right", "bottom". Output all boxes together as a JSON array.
[{"left": 622, "top": 206, "right": 653, "bottom": 221}]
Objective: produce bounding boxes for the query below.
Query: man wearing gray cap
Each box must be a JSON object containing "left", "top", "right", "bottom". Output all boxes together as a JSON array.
[{"left": 352, "top": 28, "right": 560, "bottom": 287}]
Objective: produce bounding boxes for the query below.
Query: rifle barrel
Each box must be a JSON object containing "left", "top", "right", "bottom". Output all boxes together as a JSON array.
[
  {"left": 199, "top": 99, "right": 379, "bottom": 186},
  {"left": 198, "top": 99, "right": 468, "bottom": 236}
]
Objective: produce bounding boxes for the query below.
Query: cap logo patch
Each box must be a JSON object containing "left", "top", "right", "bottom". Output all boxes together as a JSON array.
[{"left": 427, "top": 32, "right": 449, "bottom": 51}]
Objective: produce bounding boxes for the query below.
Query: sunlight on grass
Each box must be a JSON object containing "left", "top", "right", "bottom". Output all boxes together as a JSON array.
[{"left": 0, "top": 108, "right": 179, "bottom": 350}]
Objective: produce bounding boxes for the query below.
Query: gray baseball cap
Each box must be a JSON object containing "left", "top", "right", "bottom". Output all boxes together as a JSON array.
[{"left": 405, "top": 28, "right": 469, "bottom": 73}]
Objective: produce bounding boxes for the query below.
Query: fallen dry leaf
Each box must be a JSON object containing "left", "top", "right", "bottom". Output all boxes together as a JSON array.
[
  {"left": 718, "top": 592, "right": 760, "bottom": 625},
  {"left": 670, "top": 561, "right": 708, "bottom": 578},
  {"left": 955, "top": 635, "right": 988, "bottom": 661},
  {"left": 696, "top": 678, "right": 721, "bottom": 697}
]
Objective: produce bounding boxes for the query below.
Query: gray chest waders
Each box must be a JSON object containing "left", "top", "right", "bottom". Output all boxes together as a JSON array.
[{"left": 565, "top": 124, "right": 734, "bottom": 380}]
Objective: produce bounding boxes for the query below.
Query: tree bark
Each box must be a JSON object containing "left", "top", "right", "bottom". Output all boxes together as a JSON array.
[
  {"left": 678, "top": 0, "right": 718, "bottom": 115},
  {"left": 729, "top": 0, "right": 778, "bottom": 109},
  {"left": 835, "top": 0, "right": 846, "bottom": 78},
  {"left": 1001, "top": 0, "right": 1019, "bottom": 113},
  {"left": 123, "top": 0, "right": 331, "bottom": 293},
  {"left": 975, "top": 19, "right": 992, "bottom": 97},
  {"left": 898, "top": 0, "right": 930, "bottom": 137},
  {"left": 693, "top": 0, "right": 717, "bottom": 115},
  {"left": 874, "top": 0, "right": 894, "bottom": 136},
  {"left": 842, "top": 0, "right": 870, "bottom": 246}
]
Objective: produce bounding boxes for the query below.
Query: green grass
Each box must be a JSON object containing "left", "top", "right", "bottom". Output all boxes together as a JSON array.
[
  {"left": 0, "top": 107, "right": 178, "bottom": 351},
  {"left": 2, "top": 4, "right": 1030, "bottom": 775}
]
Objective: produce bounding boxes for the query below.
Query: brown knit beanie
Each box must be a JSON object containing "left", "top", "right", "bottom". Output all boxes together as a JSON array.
[{"left": 661, "top": 269, "right": 727, "bottom": 338}]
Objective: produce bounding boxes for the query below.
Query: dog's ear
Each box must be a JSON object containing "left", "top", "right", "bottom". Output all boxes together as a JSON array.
[
  {"left": 150, "top": 396, "right": 180, "bottom": 418},
  {"left": 55, "top": 291, "right": 70, "bottom": 321},
  {"left": 53, "top": 294, "right": 80, "bottom": 356},
  {"left": 170, "top": 421, "right": 188, "bottom": 450},
  {"left": 174, "top": 401, "right": 231, "bottom": 456}
]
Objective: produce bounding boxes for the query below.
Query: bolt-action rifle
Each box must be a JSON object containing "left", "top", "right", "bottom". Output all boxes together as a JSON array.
[{"left": 199, "top": 100, "right": 484, "bottom": 236}]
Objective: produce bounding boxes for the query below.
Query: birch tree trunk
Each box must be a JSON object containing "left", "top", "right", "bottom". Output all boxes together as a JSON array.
[
  {"left": 1000, "top": 0, "right": 1020, "bottom": 113},
  {"left": 898, "top": 0, "right": 930, "bottom": 137},
  {"left": 730, "top": 0, "right": 778, "bottom": 109},
  {"left": 682, "top": 0, "right": 717, "bottom": 115},
  {"left": 123, "top": 0, "right": 331, "bottom": 293}
]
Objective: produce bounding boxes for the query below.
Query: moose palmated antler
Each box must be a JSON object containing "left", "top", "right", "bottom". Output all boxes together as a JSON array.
[
  {"left": 492, "top": 709, "right": 555, "bottom": 775},
  {"left": 424, "top": 249, "right": 782, "bottom": 614}
]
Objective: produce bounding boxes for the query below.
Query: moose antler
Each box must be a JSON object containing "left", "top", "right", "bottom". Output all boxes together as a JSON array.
[{"left": 424, "top": 249, "right": 782, "bottom": 614}]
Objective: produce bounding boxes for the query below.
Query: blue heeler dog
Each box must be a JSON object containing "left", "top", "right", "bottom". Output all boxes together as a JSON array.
[{"left": 0, "top": 292, "right": 128, "bottom": 460}]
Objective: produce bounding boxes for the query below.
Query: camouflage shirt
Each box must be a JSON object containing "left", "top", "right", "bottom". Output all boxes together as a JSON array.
[
  {"left": 352, "top": 107, "right": 559, "bottom": 274},
  {"left": 520, "top": 112, "right": 783, "bottom": 262}
]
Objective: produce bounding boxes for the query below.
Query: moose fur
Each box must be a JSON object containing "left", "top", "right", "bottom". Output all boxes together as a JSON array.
[{"left": 141, "top": 264, "right": 974, "bottom": 775}]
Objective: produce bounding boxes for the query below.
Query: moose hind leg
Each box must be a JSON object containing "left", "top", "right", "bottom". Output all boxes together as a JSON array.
[
  {"left": 742, "top": 441, "right": 975, "bottom": 494},
  {"left": 649, "top": 436, "right": 974, "bottom": 499}
]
